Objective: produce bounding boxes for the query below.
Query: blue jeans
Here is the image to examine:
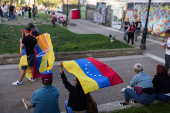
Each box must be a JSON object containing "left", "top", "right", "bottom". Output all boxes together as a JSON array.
[
  {"left": 65, "top": 100, "right": 88, "bottom": 113},
  {"left": 3, "top": 12, "right": 7, "bottom": 19},
  {"left": 124, "top": 28, "right": 128, "bottom": 40},
  {"left": 13, "top": 14, "right": 17, "bottom": 20},
  {"left": 155, "top": 93, "right": 170, "bottom": 101},
  {"left": 22, "top": 11, "right": 24, "bottom": 17},
  {"left": 9, "top": 12, "right": 14, "bottom": 20},
  {"left": 124, "top": 88, "right": 154, "bottom": 104}
]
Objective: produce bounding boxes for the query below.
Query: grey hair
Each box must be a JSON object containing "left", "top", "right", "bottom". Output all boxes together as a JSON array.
[{"left": 133, "top": 63, "right": 143, "bottom": 72}]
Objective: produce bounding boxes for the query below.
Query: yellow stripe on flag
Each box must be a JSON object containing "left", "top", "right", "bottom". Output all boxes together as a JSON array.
[
  {"left": 63, "top": 60, "right": 99, "bottom": 94},
  {"left": 46, "top": 33, "right": 55, "bottom": 70},
  {"left": 39, "top": 55, "right": 48, "bottom": 73},
  {"left": 19, "top": 55, "right": 28, "bottom": 69}
]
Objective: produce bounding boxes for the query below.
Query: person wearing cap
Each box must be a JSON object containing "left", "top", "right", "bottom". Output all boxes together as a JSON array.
[
  {"left": 29, "top": 23, "right": 40, "bottom": 37},
  {"left": 134, "top": 17, "right": 142, "bottom": 41},
  {"left": 51, "top": 11, "right": 57, "bottom": 27},
  {"left": 123, "top": 17, "right": 130, "bottom": 42},
  {"left": 12, "top": 27, "right": 37, "bottom": 85},
  {"left": 119, "top": 63, "right": 154, "bottom": 106},
  {"left": 22, "top": 70, "right": 60, "bottom": 113}
]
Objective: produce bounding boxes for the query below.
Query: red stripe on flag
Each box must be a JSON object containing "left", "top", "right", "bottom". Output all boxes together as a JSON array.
[{"left": 85, "top": 58, "right": 123, "bottom": 86}]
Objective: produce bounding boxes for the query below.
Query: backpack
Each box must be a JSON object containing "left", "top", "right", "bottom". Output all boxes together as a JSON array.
[{"left": 86, "top": 93, "right": 98, "bottom": 113}]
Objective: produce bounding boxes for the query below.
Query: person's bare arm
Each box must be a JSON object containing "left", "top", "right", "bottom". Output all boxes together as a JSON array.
[
  {"left": 126, "top": 26, "right": 130, "bottom": 33},
  {"left": 20, "top": 44, "right": 24, "bottom": 49}
]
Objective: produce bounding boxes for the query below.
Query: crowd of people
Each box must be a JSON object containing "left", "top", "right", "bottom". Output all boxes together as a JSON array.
[
  {"left": 0, "top": 2, "right": 39, "bottom": 23},
  {"left": 0, "top": 2, "right": 17, "bottom": 21},
  {"left": 21, "top": 4, "right": 38, "bottom": 22},
  {"left": 10, "top": 24, "right": 170, "bottom": 112},
  {"left": 123, "top": 17, "right": 142, "bottom": 45},
  {"left": 120, "top": 29, "right": 170, "bottom": 106}
]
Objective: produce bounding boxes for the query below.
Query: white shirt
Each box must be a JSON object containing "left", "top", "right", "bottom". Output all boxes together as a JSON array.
[
  {"left": 45, "top": 8, "right": 47, "bottom": 11},
  {"left": 166, "top": 37, "right": 170, "bottom": 55},
  {"left": 2, "top": 5, "right": 8, "bottom": 13}
]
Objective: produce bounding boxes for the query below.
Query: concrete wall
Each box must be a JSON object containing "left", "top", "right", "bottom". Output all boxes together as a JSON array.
[
  {"left": 0, "top": 48, "right": 142, "bottom": 65},
  {"left": 86, "top": 4, "right": 96, "bottom": 20}
]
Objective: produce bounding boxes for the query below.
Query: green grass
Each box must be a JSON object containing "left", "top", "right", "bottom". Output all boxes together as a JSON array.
[
  {"left": 0, "top": 23, "right": 133, "bottom": 55},
  {"left": 112, "top": 101, "right": 170, "bottom": 113},
  {"left": 36, "top": 13, "right": 51, "bottom": 23}
]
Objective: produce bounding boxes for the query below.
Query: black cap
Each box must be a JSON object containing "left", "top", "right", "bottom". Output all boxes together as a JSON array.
[{"left": 29, "top": 23, "right": 35, "bottom": 29}]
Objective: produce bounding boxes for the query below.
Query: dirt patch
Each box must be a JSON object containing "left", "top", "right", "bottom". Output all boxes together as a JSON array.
[{"left": 1, "top": 16, "right": 50, "bottom": 26}]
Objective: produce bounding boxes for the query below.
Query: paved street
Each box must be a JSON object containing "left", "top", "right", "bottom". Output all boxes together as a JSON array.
[{"left": 0, "top": 15, "right": 167, "bottom": 113}]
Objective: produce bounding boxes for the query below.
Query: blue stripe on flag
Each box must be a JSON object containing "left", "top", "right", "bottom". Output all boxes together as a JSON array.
[
  {"left": 21, "top": 47, "right": 27, "bottom": 56},
  {"left": 75, "top": 59, "right": 111, "bottom": 89}
]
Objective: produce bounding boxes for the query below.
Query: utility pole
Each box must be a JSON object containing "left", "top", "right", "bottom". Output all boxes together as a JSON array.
[
  {"left": 66, "top": 0, "right": 68, "bottom": 21},
  {"left": 140, "top": 0, "right": 152, "bottom": 50}
]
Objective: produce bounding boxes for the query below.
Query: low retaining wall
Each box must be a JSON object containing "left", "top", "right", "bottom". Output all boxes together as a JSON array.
[{"left": 0, "top": 48, "right": 142, "bottom": 65}]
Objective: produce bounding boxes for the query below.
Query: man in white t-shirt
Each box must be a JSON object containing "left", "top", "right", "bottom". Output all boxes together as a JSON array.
[
  {"left": 162, "top": 29, "right": 170, "bottom": 74},
  {"left": 45, "top": 7, "right": 47, "bottom": 16},
  {"left": 2, "top": 3, "right": 8, "bottom": 21}
]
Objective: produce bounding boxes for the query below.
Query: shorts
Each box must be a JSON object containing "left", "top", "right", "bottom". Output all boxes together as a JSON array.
[
  {"left": 33, "top": 14, "right": 36, "bottom": 18},
  {"left": 21, "top": 54, "right": 36, "bottom": 70},
  {"left": 135, "top": 29, "right": 141, "bottom": 35}
]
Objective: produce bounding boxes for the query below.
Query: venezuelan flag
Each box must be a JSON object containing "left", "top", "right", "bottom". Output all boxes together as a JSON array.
[{"left": 63, "top": 58, "right": 123, "bottom": 94}]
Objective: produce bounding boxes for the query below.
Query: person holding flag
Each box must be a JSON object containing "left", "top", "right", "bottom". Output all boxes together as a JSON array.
[{"left": 12, "top": 28, "right": 37, "bottom": 85}]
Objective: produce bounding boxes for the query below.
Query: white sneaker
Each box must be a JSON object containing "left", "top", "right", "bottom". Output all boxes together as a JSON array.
[
  {"left": 12, "top": 80, "right": 23, "bottom": 85},
  {"left": 28, "top": 78, "right": 35, "bottom": 82},
  {"left": 33, "top": 21, "right": 36, "bottom": 23}
]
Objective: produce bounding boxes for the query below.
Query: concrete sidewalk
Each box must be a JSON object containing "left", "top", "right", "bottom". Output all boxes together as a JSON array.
[{"left": 56, "top": 13, "right": 165, "bottom": 59}]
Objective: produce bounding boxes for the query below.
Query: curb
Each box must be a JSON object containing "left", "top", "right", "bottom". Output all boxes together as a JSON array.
[
  {"left": 0, "top": 48, "right": 142, "bottom": 65},
  {"left": 61, "top": 100, "right": 160, "bottom": 113}
]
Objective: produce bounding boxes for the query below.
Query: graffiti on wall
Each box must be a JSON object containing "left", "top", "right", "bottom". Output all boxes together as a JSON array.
[
  {"left": 126, "top": 3, "right": 170, "bottom": 36},
  {"left": 80, "top": 6, "right": 86, "bottom": 19},
  {"left": 94, "top": 2, "right": 106, "bottom": 23},
  {"left": 137, "top": 6, "right": 170, "bottom": 36}
]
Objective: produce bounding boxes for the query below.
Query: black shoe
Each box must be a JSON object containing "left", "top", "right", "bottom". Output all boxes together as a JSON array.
[
  {"left": 119, "top": 102, "right": 126, "bottom": 106},
  {"left": 131, "top": 99, "right": 137, "bottom": 104},
  {"left": 135, "top": 40, "right": 137, "bottom": 42}
]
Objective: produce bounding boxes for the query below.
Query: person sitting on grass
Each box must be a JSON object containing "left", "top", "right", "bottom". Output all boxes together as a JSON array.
[
  {"left": 119, "top": 63, "right": 155, "bottom": 106},
  {"left": 152, "top": 65, "right": 170, "bottom": 101},
  {"left": 22, "top": 71, "right": 60, "bottom": 113},
  {"left": 51, "top": 11, "right": 57, "bottom": 27}
]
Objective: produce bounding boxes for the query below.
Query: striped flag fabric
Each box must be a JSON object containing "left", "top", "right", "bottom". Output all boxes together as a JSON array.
[
  {"left": 19, "top": 33, "right": 55, "bottom": 80},
  {"left": 63, "top": 58, "right": 123, "bottom": 94}
]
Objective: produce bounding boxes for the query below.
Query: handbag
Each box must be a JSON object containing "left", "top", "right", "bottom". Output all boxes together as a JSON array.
[
  {"left": 134, "top": 86, "right": 143, "bottom": 94},
  {"left": 86, "top": 93, "right": 98, "bottom": 113}
]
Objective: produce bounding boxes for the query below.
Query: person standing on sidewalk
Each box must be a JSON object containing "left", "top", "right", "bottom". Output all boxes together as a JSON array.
[
  {"left": 162, "top": 29, "right": 170, "bottom": 74},
  {"left": 134, "top": 17, "right": 141, "bottom": 41},
  {"left": 126, "top": 22, "right": 135, "bottom": 45},
  {"left": 123, "top": 17, "right": 130, "bottom": 42},
  {"left": 12, "top": 28, "right": 37, "bottom": 85}
]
